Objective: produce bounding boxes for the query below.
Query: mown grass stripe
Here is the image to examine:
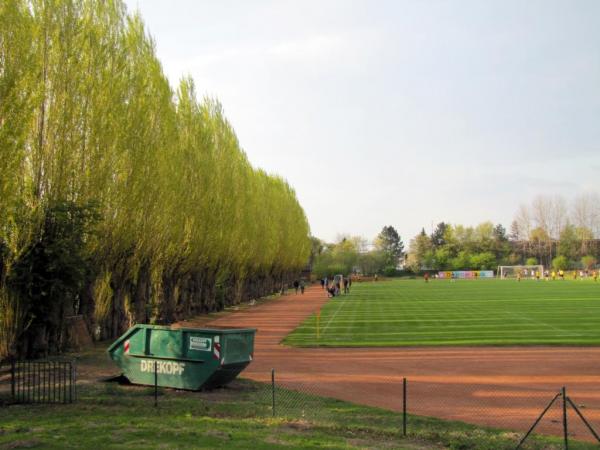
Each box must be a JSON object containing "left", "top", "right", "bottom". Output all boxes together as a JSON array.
[{"left": 284, "top": 279, "right": 600, "bottom": 347}]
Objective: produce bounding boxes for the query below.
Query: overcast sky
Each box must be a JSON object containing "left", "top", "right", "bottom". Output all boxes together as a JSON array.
[{"left": 124, "top": 0, "right": 600, "bottom": 243}]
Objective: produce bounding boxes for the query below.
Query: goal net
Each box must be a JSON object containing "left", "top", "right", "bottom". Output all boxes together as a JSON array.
[{"left": 498, "top": 265, "right": 544, "bottom": 279}]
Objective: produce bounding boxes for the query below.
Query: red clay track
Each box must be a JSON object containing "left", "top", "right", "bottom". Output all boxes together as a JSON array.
[{"left": 184, "top": 285, "right": 600, "bottom": 441}]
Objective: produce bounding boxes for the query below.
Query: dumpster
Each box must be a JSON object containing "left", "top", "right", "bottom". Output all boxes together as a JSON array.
[{"left": 107, "top": 324, "right": 256, "bottom": 390}]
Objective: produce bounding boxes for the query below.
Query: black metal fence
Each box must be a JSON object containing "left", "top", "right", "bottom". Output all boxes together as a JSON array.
[
  {"left": 261, "top": 369, "right": 600, "bottom": 449},
  {"left": 0, "top": 360, "right": 76, "bottom": 405}
]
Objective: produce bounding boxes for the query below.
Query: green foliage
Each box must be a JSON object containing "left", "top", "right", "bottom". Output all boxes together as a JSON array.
[
  {"left": 409, "top": 213, "right": 600, "bottom": 272},
  {"left": 312, "top": 238, "right": 358, "bottom": 277},
  {"left": 0, "top": 288, "right": 29, "bottom": 357},
  {"left": 431, "top": 222, "right": 448, "bottom": 247},
  {"left": 357, "top": 250, "right": 387, "bottom": 276},
  {"left": 6, "top": 202, "right": 99, "bottom": 351},
  {"left": 409, "top": 223, "right": 511, "bottom": 271},
  {"left": 552, "top": 256, "right": 568, "bottom": 271},
  {"left": 434, "top": 247, "right": 451, "bottom": 269},
  {"left": 493, "top": 224, "right": 508, "bottom": 242},
  {"left": 407, "top": 228, "right": 431, "bottom": 271},
  {"left": 581, "top": 255, "right": 597, "bottom": 270},
  {"left": 381, "top": 265, "right": 399, "bottom": 277},
  {"left": 308, "top": 236, "right": 324, "bottom": 268},
  {"left": 470, "top": 252, "right": 497, "bottom": 270},
  {"left": 0, "top": 0, "right": 310, "bottom": 356},
  {"left": 525, "top": 257, "right": 538, "bottom": 266},
  {"left": 422, "top": 249, "right": 436, "bottom": 269},
  {"left": 374, "top": 225, "right": 404, "bottom": 268},
  {"left": 312, "top": 236, "right": 395, "bottom": 277},
  {"left": 559, "top": 224, "right": 580, "bottom": 262},
  {"left": 450, "top": 250, "right": 471, "bottom": 270}
]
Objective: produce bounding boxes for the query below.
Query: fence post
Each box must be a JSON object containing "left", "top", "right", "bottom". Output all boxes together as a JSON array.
[
  {"left": 271, "top": 368, "right": 276, "bottom": 417},
  {"left": 37, "top": 362, "right": 41, "bottom": 403},
  {"left": 26, "top": 361, "right": 30, "bottom": 403},
  {"left": 154, "top": 361, "right": 158, "bottom": 407},
  {"left": 73, "top": 360, "right": 77, "bottom": 402},
  {"left": 52, "top": 361, "right": 56, "bottom": 403},
  {"left": 68, "top": 362, "right": 73, "bottom": 403},
  {"left": 562, "top": 386, "right": 568, "bottom": 450},
  {"left": 403, "top": 377, "right": 407, "bottom": 436},
  {"left": 62, "top": 362, "right": 67, "bottom": 404},
  {"left": 34, "top": 362, "right": 38, "bottom": 403},
  {"left": 42, "top": 361, "right": 46, "bottom": 403},
  {"left": 10, "top": 359, "right": 15, "bottom": 402}
]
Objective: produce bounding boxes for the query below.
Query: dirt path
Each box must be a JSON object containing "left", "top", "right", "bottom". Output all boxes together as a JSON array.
[{"left": 181, "top": 285, "right": 600, "bottom": 441}]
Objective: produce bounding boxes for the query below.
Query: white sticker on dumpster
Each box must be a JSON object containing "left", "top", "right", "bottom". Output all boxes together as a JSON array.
[
  {"left": 189, "top": 336, "right": 212, "bottom": 351},
  {"left": 140, "top": 360, "right": 185, "bottom": 375}
]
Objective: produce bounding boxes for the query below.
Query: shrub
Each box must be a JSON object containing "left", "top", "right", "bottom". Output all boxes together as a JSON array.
[{"left": 552, "top": 255, "right": 569, "bottom": 271}]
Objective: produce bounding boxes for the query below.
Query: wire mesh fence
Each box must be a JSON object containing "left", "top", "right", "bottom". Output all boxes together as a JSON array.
[
  {"left": 257, "top": 368, "right": 600, "bottom": 448},
  {"left": 254, "top": 369, "right": 372, "bottom": 424},
  {"left": 2, "top": 359, "right": 599, "bottom": 447},
  {"left": 408, "top": 379, "right": 600, "bottom": 445}
]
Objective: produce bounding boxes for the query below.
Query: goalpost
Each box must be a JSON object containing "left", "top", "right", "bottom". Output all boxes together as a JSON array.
[{"left": 497, "top": 265, "right": 544, "bottom": 279}]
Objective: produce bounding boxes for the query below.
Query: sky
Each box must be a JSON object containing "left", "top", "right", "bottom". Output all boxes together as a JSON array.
[{"left": 124, "top": 0, "right": 600, "bottom": 244}]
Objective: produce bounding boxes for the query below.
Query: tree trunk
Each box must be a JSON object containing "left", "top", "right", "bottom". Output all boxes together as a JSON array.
[
  {"left": 132, "top": 262, "right": 151, "bottom": 324},
  {"left": 157, "top": 271, "right": 176, "bottom": 324},
  {"left": 78, "top": 281, "right": 96, "bottom": 339}
]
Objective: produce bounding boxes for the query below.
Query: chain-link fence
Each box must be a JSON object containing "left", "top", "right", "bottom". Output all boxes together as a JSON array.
[
  {"left": 2, "top": 358, "right": 599, "bottom": 447},
  {"left": 255, "top": 369, "right": 600, "bottom": 448},
  {"left": 408, "top": 379, "right": 600, "bottom": 445}
]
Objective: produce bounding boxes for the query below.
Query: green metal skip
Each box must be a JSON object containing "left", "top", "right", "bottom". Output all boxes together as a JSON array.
[{"left": 107, "top": 324, "right": 256, "bottom": 390}]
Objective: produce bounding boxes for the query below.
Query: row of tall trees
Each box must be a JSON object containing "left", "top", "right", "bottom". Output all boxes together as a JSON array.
[
  {"left": 0, "top": 0, "right": 310, "bottom": 358},
  {"left": 312, "top": 226, "right": 404, "bottom": 277},
  {"left": 407, "top": 194, "right": 600, "bottom": 272},
  {"left": 510, "top": 194, "right": 600, "bottom": 268}
]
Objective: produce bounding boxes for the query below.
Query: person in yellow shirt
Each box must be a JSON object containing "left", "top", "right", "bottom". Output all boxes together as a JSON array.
[
  {"left": 551, "top": 271, "right": 556, "bottom": 280},
  {"left": 559, "top": 269, "right": 564, "bottom": 280}
]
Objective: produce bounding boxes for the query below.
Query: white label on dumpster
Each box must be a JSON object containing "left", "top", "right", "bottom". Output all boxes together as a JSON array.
[
  {"left": 189, "top": 336, "right": 212, "bottom": 351},
  {"left": 140, "top": 360, "right": 185, "bottom": 375}
]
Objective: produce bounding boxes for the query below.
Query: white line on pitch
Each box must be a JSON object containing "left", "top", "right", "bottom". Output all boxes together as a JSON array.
[{"left": 322, "top": 297, "right": 347, "bottom": 335}]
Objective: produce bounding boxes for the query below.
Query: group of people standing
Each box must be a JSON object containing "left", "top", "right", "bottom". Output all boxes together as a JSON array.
[
  {"left": 293, "top": 279, "right": 306, "bottom": 294},
  {"left": 516, "top": 269, "right": 598, "bottom": 281},
  {"left": 320, "top": 275, "right": 351, "bottom": 297}
]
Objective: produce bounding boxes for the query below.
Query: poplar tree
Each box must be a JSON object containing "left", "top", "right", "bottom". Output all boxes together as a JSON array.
[{"left": 0, "top": 0, "right": 311, "bottom": 358}]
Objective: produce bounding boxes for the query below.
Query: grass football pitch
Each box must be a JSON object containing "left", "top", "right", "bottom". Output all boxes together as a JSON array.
[{"left": 283, "top": 279, "right": 600, "bottom": 347}]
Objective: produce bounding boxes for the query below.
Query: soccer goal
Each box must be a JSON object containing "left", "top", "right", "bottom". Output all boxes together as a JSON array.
[{"left": 498, "top": 265, "right": 544, "bottom": 279}]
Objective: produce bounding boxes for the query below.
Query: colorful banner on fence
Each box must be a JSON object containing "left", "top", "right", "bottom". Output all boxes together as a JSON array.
[{"left": 437, "top": 270, "right": 494, "bottom": 279}]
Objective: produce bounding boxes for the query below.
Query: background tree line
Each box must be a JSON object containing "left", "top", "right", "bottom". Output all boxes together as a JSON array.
[
  {"left": 0, "top": 0, "right": 310, "bottom": 358},
  {"left": 311, "top": 226, "right": 405, "bottom": 278},
  {"left": 407, "top": 194, "right": 600, "bottom": 272}
]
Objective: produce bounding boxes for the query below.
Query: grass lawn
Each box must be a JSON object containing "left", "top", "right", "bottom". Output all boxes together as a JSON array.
[{"left": 284, "top": 279, "right": 600, "bottom": 347}]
